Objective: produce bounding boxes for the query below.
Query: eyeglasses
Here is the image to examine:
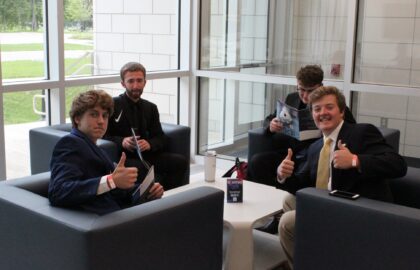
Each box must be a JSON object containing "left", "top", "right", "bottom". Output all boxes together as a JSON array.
[{"left": 296, "top": 85, "right": 319, "bottom": 94}]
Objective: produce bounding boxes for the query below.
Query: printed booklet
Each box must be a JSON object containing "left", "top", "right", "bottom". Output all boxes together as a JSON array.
[{"left": 276, "top": 100, "right": 321, "bottom": 141}]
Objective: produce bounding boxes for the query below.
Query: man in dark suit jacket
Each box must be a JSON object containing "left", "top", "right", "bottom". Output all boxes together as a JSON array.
[
  {"left": 248, "top": 65, "right": 356, "bottom": 187},
  {"left": 105, "top": 62, "right": 188, "bottom": 190},
  {"left": 49, "top": 90, "right": 164, "bottom": 215},
  {"left": 277, "top": 86, "right": 407, "bottom": 268}
]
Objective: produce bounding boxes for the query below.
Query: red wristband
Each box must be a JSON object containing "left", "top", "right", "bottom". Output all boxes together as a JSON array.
[{"left": 106, "top": 174, "right": 116, "bottom": 189}]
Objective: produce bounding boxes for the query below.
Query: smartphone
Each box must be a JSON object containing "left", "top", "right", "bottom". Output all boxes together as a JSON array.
[{"left": 329, "top": 190, "right": 360, "bottom": 200}]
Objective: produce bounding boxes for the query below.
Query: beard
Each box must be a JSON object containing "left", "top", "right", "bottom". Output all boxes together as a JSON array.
[{"left": 126, "top": 88, "right": 143, "bottom": 101}]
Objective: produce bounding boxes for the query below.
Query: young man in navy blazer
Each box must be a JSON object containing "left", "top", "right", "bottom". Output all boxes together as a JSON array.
[{"left": 49, "top": 90, "right": 164, "bottom": 215}]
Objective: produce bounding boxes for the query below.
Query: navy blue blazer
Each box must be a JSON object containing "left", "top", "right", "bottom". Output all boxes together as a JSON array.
[
  {"left": 280, "top": 122, "right": 407, "bottom": 202},
  {"left": 49, "top": 128, "right": 132, "bottom": 215}
]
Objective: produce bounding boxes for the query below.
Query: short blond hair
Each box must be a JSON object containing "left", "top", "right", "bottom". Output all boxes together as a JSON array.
[{"left": 308, "top": 86, "right": 346, "bottom": 113}]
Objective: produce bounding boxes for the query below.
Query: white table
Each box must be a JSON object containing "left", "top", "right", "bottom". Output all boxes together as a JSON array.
[{"left": 164, "top": 178, "right": 287, "bottom": 270}]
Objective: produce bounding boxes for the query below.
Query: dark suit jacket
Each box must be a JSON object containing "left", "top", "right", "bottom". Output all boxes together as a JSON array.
[
  {"left": 280, "top": 122, "right": 407, "bottom": 201},
  {"left": 49, "top": 128, "right": 132, "bottom": 215},
  {"left": 263, "top": 91, "right": 356, "bottom": 154},
  {"left": 105, "top": 93, "right": 167, "bottom": 160},
  {"left": 264, "top": 92, "right": 356, "bottom": 129}
]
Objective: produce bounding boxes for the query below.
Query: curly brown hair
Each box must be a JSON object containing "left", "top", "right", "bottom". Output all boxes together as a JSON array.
[
  {"left": 296, "top": 65, "right": 324, "bottom": 87},
  {"left": 70, "top": 90, "right": 114, "bottom": 128}
]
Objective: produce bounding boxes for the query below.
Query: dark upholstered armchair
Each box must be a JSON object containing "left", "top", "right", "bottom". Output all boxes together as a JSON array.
[
  {"left": 293, "top": 167, "right": 420, "bottom": 270},
  {"left": 247, "top": 126, "right": 401, "bottom": 163},
  {"left": 0, "top": 172, "right": 224, "bottom": 270},
  {"left": 29, "top": 122, "right": 190, "bottom": 185}
]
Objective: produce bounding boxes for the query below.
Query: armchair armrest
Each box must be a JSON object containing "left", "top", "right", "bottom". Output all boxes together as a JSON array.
[
  {"left": 161, "top": 123, "right": 191, "bottom": 185},
  {"left": 247, "top": 127, "right": 295, "bottom": 162},
  {"left": 161, "top": 122, "right": 190, "bottom": 162},
  {"left": 29, "top": 123, "right": 118, "bottom": 174},
  {"left": 390, "top": 167, "right": 420, "bottom": 208},
  {"left": 294, "top": 188, "right": 420, "bottom": 270},
  {"left": 0, "top": 182, "right": 223, "bottom": 270},
  {"left": 6, "top": 172, "right": 51, "bottom": 197}
]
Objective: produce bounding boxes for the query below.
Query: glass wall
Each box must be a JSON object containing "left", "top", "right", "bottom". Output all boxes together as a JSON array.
[
  {"left": 198, "top": 0, "right": 350, "bottom": 157},
  {"left": 0, "top": 0, "right": 183, "bottom": 180},
  {"left": 199, "top": 77, "right": 294, "bottom": 158},
  {"left": 64, "top": 0, "right": 180, "bottom": 78},
  {"left": 354, "top": 0, "right": 420, "bottom": 86},
  {"left": 0, "top": 0, "right": 46, "bottom": 82},
  {"left": 353, "top": 0, "right": 420, "bottom": 160},
  {"left": 200, "top": 0, "right": 349, "bottom": 80}
]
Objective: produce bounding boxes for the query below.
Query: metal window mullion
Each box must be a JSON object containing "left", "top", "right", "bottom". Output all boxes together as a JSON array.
[{"left": 46, "top": 0, "right": 66, "bottom": 125}]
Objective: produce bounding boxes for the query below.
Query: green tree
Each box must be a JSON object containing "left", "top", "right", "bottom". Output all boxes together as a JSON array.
[
  {"left": 64, "top": 0, "right": 92, "bottom": 31},
  {"left": 0, "top": 0, "right": 42, "bottom": 31}
]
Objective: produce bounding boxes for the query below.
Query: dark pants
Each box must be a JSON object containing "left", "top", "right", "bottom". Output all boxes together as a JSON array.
[{"left": 125, "top": 152, "right": 188, "bottom": 190}]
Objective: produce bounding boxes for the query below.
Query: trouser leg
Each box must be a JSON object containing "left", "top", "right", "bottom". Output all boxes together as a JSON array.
[{"left": 279, "top": 193, "right": 296, "bottom": 269}]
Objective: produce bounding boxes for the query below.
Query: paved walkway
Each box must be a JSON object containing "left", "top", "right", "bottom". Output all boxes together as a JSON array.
[
  {"left": 4, "top": 121, "right": 44, "bottom": 180},
  {"left": 0, "top": 32, "right": 92, "bottom": 61}
]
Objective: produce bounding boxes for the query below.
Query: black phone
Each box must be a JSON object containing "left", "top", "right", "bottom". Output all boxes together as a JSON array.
[{"left": 329, "top": 190, "right": 360, "bottom": 200}]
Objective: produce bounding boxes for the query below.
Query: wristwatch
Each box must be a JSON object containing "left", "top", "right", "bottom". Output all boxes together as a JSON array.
[
  {"left": 107, "top": 174, "right": 116, "bottom": 190},
  {"left": 352, "top": 155, "right": 358, "bottom": 168}
]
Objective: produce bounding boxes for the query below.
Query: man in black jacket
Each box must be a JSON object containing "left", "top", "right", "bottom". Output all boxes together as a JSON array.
[{"left": 105, "top": 62, "right": 188, "bottom": 190}]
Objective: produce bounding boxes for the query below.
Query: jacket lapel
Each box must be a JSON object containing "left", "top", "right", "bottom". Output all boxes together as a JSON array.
[{"left": 71, "top": 128, "right": 114, "bottom": 172}]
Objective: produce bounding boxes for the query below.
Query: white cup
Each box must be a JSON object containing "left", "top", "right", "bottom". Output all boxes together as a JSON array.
[{"left": 204, "top": 150, "right": 217, "bottom": 182}]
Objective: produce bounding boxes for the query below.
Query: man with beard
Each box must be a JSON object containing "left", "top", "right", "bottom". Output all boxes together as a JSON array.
[{"left": 105, "top": 62, "right": 188, "bottom": 190}]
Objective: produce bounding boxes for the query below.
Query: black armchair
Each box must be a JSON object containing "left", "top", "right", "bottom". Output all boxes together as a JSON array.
[
  {"left": 0, "top": 172, "right": 224, "bottom": 270},
  {"left": 248, "top": 126, "right": 400, "bottom": 163},
  {"left": 29, "top": 122, "right": 190, "bottom": 185},
  {"left": 293, "top": 167, "right": 420, "bottom": 270}
]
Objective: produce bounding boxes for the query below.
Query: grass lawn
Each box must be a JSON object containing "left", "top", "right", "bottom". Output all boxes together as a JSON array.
[{"left": 3, "top": 58, "right": 92, "bottom": 124}]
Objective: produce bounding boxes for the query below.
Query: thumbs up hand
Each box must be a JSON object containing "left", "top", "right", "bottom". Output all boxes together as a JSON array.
[
  {"left": 277, "top": 148, "right": 295, "bottom": 179},
  {"left": 112, "top": 152, "right": 138, "bottom": 189},
  {"left": 333, "top": 140, "right": 353, "bottom": 169}
]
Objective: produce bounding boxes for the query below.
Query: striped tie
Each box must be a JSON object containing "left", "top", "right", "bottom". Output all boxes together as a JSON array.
[{"left": 316, "top": 138, "right": 332, "bottom": 189}]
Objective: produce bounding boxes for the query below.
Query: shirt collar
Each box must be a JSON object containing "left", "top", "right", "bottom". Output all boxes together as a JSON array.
[{"left": 323, "top": 120, "right": 344, "bottom": 146}]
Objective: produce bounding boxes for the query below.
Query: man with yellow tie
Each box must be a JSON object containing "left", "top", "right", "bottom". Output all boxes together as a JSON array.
[{"left": 276, "top": 86, "right": 407, "bottom": 269}]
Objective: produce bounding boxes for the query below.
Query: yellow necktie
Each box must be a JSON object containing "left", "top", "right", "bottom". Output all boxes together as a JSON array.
[{"left": 316, "top": 138, "right": 332, "bottom": 189}]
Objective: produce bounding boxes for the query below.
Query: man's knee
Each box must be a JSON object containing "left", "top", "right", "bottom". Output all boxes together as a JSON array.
[
  {"left": 283, "top": 193, "right": 296, "bottom": 212},
  {"left": 279, "top": 210, "right": 296, "bottom": 238}
]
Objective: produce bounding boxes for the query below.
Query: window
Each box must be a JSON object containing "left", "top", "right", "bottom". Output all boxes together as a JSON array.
[
  {"left": 198, "top": 77, "right": 294, "bottom": 158},
  {"left": 0, "top": 0, "right": 46, "bottom": 82},
  {"left": 200, "top": 0, "right": 349, "bottom": 80}
]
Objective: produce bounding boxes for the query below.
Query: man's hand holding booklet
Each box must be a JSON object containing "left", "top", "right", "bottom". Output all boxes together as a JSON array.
[
  {"left": 276, "top": 100, "right": 321, "bottom": 141},
  {"left": 132, "top": 165, "right": 155, "bottom": 204},
  {"left": 130, "top": 127, "right": 155, "bottom": 203}
]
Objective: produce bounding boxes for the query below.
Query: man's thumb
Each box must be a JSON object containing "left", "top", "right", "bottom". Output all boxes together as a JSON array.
[
  {"left": 117, "top": 152, "right": 126, "bottom": 168},
  {"left": 286, "top": 148, "right": 293, "bottom": 160},
  {"left": 337, "top": 139, "right": 347, "bottom": 150}
]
